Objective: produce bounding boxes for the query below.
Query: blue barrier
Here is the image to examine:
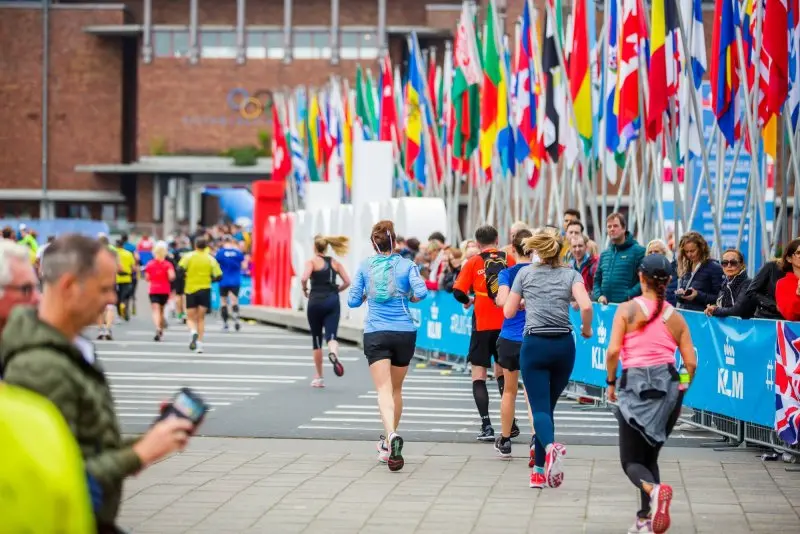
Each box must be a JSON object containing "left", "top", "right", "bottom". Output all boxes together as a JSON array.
[
  {"left": 0, "top": 219, "right": 109, "bottom": 245},
  {"left": 410, "top": 292, "right": 777, "bottom": 428},
  {"left": 210, "top": 276, "right": 252, "bottom": 310}
]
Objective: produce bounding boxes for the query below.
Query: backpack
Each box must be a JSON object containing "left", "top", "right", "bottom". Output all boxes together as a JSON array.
[
  {"left": 366, "top": 255, "right": 404, "bottom": 303},
  {"left": 480, "top": 250, "right": 508, "bottom": 302}
]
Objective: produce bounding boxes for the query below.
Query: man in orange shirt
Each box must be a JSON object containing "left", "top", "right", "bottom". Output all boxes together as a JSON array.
[{"left": 453, "top": 225, "right": 519, "bottom": 441}]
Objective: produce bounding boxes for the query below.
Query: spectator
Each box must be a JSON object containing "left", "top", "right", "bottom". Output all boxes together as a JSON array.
[
  {"left": 562, "top": 208, "right": 581, "bottom": 234},
  {"left": 426, "top": 232, "right": 448, "bottom": 291},
  {"left": 2, "top": 226, "right": 14, "bottom": 240},
  {"left": 0, "top": 241, "right": 41, "bottom": 343},
  {"left": 747, "top": 256, "right": 786, "bottom": 320},
  {"left": 439, "top": 248, "right": 464, "bottom": 292},
  {"left": 560, "top": 210, "right": 581, "bottom": 261},
  {"left": 462, "top": 239, "right": 480, "bottom": 260},
  {"left": 587, "top": 239, "right": 600, "bottom": 258},
  {"left": 646, "top": 239, "right": 678, "bottom": 306},
  {"left": 395, "top": 236, "right": 408, "bottom": 255},
  {"left": 674, "top": 231, "right": 723, "bottom": 312},
  {"left": 776, "top": 238, "right": 800, "bottom": 321},
  {"left": 705, "top": 248, "right": 755, "bottom": 319},
  {"left": 563, "top": 220, "right": 585, "bottom": 263},
  {"left": 593, "top": 213, "right": 646, "bottom": 304},
  {"left": 399, "top": 237, "right": 420, "bottom": 261},
  {"left": 502, "top": 221, "right": 529, "bottom": 256},
  {"left": 1, "top": 234, "right": 194, "bottom": 531},
  {"left": 569, "top": 235, "right": 598, "bottom": 294}
]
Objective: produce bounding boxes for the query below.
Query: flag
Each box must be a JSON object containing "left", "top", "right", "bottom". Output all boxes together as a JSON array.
[
  {"left": 764, "top": 0, "right": 790, "bottom": 120},
  {"left": 678, "top": 0, "right": 706, "bottom": 160},
  {"left": 618, "top": 0, "right": 643, "bottom": 148},
  {"left": 306, "top": 94, "right": 322, "bottom": 182},
  {"left": 343, "top": 89, "right": 353, "bottom": 191},
  {"left": 452, "top": 1, "right": 482, "bottom": 172},
  {"left": 271, "top": 103, "right": 292, "bottom": 183},
  {"left": 479, "top": 0, "right": 506, "bottom": 180},
  {"left": 709, "top": 0, "right": 739, "bottom": 147},
  {"left": 405, "top": 35, "right": 427, "bottom": 184},
  {"left": 789, "top": 0, "right": 800, "bottom": 129},
  {"left": 602, "top": 0, "right": 622, "bottom": 183},
  {"left": 775, "top": 321, "right": 800, "bottom": 445},
  {"left": 541, "top": 8, "right": 563, "bottom": 162},
  {"left": 568, "top": 0, "right": 593, "bottom": 151},
  {"left": 646, "top": 0, "right": 680, "bottom": 140},
  {"left": 379, "top": 55, "right": 400, "bottom": 147},
  {"left": 287, "top": 97, "right": 308, "bottom": 198},
  {"left": 514, "top": 0, "right": 537, "bottom": 165},
  {"left": 355, "top": 65, "right": 377, "bottom": 139}
]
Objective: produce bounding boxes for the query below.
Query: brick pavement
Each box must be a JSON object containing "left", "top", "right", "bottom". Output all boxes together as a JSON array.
[{"left": 119, "top": 438, "right": 800, "bottom": 533}]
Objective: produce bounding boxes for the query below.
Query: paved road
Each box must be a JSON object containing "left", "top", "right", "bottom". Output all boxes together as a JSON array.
[{"left": 97, "top": 298, "right": 712, "bottom": 447}]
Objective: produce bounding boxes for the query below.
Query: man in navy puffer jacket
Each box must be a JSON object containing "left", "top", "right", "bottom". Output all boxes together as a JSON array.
[{"left": 592, "top": 213, "right": 646, "bottom": 304}]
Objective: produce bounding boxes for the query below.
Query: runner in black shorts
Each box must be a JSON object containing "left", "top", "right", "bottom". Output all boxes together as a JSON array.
[
  {"left": 300, "top": 235, "right": 351, "bottom": 388},
  {"left": 347, "top": 220, "right": 428, "bottom": 472}
]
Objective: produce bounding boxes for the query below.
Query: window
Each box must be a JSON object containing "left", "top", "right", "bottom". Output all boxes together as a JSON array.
[
  {"left": 201, "top": 30, "right": 237, "bottom": 59},
  {"left": 266, "top": 31, "right": 285, "bottom": 60},
  {"left": 292, "top": 31, "right": 313, "bottom": 59},
  {"left": 340, "top": 32, "right": 359, "bottom": 60},
  {"left": 340, "top": 30, "right": 379, "bottom": 60},
  {"left": 101, "top": 204, "right": 116, "bottom": 222},
  {"left": 246, "top": 31, "right": 266, "bottom": 59},
  {"left": 153, "top": 31, "right": 172, "bottom": 57},
  {"left": 173, "top": 31, "right": 190, "bottom": 57},
  {"left": 67, "top": 204, "right": 91, "bottom": 220},
  {"left": 359, "top": 32, "right": 379, "bottom": 59}
]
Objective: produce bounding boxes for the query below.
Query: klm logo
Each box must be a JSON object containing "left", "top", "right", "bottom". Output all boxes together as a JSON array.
[
  {"left": 591, "top": 320, "right": 607, "bottom": 370},
  {"left": 596, "top": 321, "right": 607, "bottom": 345},
  {"left": 718, "top": 337, "right": 744, "bottom": 400},
  {"left": 427, "top": 302, "right": 442, "bottom": 340}
]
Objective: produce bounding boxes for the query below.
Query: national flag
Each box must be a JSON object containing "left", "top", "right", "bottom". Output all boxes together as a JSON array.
[
  {"left": 764, "top": 0, "right": 790, "bottom": 120},
  {"left": 343, "top": 88, "right": 354, "bottom": 191},
  {"left": 678, "top": 0, "right": 706, "bottom": 160},
  {"left": 355, "top": 65, "right": 377, "bottom": 139},
  {"left": 271, "top": 103, "right": 292, "bottom": 183},
  {"left": 427, "top": 49, "right": 439, "bottom": 123},
  {"left": 646, "top": 0, "right": 680, "bottom": 141},
  {"left": 789, "top": 0, "right": 800, "bottom": 129},
  {"left": 618, "top": 0, "right": 643, "bottom": 148},
  {"left": 287, "top": 97, "right": 308, "bottom": 198},
  {"left": 709, "top": 0, "right": 740, "bottom": 147},
  {"left": 775, "top": 321, "right": 800, "bottom": 445},
  {"left": 568, "top": 0, "right": 593, "bottom": 151},
  {"left": 306, "top": 94, "right": 322, "bottom": 182},
  {"left": 602, "top": 0, "right": 622, "bottom": 183},
  {"left": 405, "top": 35, "right": 426, "bottom": 184},
  {"left": 452, "top": 1, "right": 482, "bottom": 173},
  {"left": 514, "top": 0, "right": 538, "bottom": 166},
  {"left": 479, "top": 0, "right": 507, "bottom": 180},
  {"left": 379, "top": 55, "right": 400, "bottom": 147},
  {"left": 541, "top": 8, "right": 563, "bottom": 163}
]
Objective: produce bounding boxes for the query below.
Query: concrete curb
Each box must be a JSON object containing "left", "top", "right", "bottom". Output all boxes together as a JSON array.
[{"left": 240, "top": 305, "right": 365, "bottom": 347}]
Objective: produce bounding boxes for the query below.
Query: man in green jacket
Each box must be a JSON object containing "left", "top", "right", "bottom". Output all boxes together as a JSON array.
[
  {"left": 1, "top": 234, "right": 194, "bottom": 532},
  {"left": 593, "top": 213, "right": 646, "bottom": 304}
]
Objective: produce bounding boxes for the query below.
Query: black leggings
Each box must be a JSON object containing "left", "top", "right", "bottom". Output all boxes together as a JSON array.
[
  {"left": 307, "top": 293, "right": 340, "bottom": 350},
  {"left": 618, "top": 391, "right": 684, "bottom": 518}
]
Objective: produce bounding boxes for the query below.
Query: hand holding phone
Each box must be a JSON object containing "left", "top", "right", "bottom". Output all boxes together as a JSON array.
[{"left": 156, "top": 387, "right": 210, "bottom": 429}]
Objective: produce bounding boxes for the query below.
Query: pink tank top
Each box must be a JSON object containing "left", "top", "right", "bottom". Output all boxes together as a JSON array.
[{"left": 620, "top": 297, "right": 678, "bottom": 369}]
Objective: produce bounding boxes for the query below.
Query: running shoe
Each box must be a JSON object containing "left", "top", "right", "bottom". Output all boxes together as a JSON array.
[
  {"left": 223, "top": 323, "right": 229, "bottom": 332},
  {"left": 234, "top": 321, "right": 241, "bottom": 332},
  {"left": 105, "top": 331, "right": 113, "bottom": 341},
  {"left": 510, "top": 419, "right": 521, "bottom": 439},
  {"left": 544, "top": 442, "right": 567, "bottom": 488},
  {"left": 387, "top": 432, "right": 404, "bottom": 472},
  {"left": 96, "top": 332, "right": 105, "bottom": 341},
  {"left": 528, "top": 437, "right": 536, "bottom": 468},
  {"left": 189, "top": 333, "right": 198, "bottom": 351},
  {"left": 311, "top": 377, "right": 325, "bottom": 388},
  {"left": 376, "top": 436, "right": 389, "bottom": 464},
  {"left": 649, "top": 484, "right": 673, "bottom": 534},
  {"left": 628, "top": 518, "right": 654, "bottom": 533},
  {"left": 476, "top": 426, "right": 495, "bottom": 442},
  {"left": 529, "top": 470, "right": 546, "bottom": 489},
  {"left": 196, "top": 342, "right": 204, "bottom": 354},
  {"left": 328, "top": 352, "right": 344, "bottom": 377},
  {"left": 494, "top": 436, "right": 512, "bottom": 459},
  {"left": 154, "top": 330, "right": 162, "bottom": 342}
]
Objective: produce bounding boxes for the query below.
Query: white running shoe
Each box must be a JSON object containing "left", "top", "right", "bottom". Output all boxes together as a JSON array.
[{"left": 311, "top": 377, "right": 325, "bottom": 388}]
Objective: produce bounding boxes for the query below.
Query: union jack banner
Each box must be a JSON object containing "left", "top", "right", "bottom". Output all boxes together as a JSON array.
[{"left": 775, "top": 321, "right": 800, "bottom": 445}]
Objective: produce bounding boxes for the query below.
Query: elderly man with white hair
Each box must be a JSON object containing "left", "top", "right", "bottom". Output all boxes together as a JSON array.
[{"left": 0, "top": 241, "right": 40, "bottom": 336}]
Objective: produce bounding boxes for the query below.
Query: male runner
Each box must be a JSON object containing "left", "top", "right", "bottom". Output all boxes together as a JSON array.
[
  {"left": 114, "top": 239, "right": 137, "bottom": 321},
  {"left": 215, "top": 235, "right": 246, "bottom": 331},
  {"left": 178, "top": 237, "right": 222, "bottom": 353},
  {"left": 170, "top": 238, "right": 192, "bottom": 322},
  {"left": 119, "top": 234, "right": 140, "bottom": 316},
  {"left": 452, "top": 225, "right": 519, "bottom": 441},
  {"left": 96, "top": 235, "right": 118, "bottom": 340}
]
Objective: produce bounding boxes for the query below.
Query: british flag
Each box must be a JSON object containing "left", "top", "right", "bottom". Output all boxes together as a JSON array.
[{"left": 775, "top": 322, "right": 800, "bottom": 445}]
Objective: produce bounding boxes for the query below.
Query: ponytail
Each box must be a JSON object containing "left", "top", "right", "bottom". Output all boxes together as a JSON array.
[
  {"left": 314, "top": 235, "right": 349, "bottom": 256},
  {"left": 641, "top": 275, "right": 668, "bottom": 328}
]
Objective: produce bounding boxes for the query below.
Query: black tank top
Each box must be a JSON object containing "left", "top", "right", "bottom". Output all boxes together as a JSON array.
[{"left": 309, "top": 257, "right": 338, "bottom": 300}]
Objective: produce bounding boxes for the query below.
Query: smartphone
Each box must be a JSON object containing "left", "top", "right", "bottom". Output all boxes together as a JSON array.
[{"left": 156, "top": 387, "right": 210, "bottom": 427}]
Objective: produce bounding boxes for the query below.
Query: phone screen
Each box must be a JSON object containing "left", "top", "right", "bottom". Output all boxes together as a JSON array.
[{"left": 172, "top": 391, "right": 206, "bottom": 423}]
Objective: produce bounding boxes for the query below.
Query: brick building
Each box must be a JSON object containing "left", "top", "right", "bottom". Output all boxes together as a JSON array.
[{"left": 0, "top": 0, "right": 726, "bottom": 233}]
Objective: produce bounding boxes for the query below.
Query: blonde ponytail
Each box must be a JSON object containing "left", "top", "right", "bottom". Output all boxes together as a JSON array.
[
  {"left": 314, "top": 235, "right": 349, "bottom": 256},
  {"left": 522, "top": 229, "right": 562, "bottom": 267}
]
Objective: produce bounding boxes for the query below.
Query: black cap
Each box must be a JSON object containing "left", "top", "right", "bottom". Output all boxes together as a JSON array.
[{"left": 639, "top": 254, "right": 672, "bottom": 281}]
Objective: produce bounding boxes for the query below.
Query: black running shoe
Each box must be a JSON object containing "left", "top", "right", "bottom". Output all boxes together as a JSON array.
[
  {"left": 388, "top": 433, "right": 404, "bottom": 472},
  {"left": 97, "top": 332, "right": 105, "bottom": 341},
  {"left": 189, "top": 333, "right": 198, "bottom": 351},
  {"left": 477, "top": 426, "right": 495, "bottom": 442},
  {"left": 154, "top": 330, "right": 162, "bottom": 342},
  {"left": 494, "top": 436, "right": 512, "bottom": 459},
  {"left": 105, "top": 332, "right": 113, "bottom": 341},
  {"left": 234, "top": 321, "right": 241, "bottom": 332},
  {"left": 511, "top": 419, "right": 521, "bottom": 439},
  {"left": 329, "top": 352, "right": 344, "bottom": 377}
]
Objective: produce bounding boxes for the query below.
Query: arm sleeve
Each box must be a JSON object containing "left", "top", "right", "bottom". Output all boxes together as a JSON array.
[
  {"left": 347, "top": 266, "right": 366, "bottom": 308},
  {"left": 3, "top": 352, "right": 143, "bottom": 489},
  {"left": 498, "top": 268, "right": 510, "bottom": 288},
  {"left": 408, "top": 263, "right": 428, "bottom": 300}
]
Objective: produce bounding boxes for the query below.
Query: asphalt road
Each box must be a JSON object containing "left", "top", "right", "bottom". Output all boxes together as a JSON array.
[{"left": 95, "top": 293, "right": 714, "bottom": 448}]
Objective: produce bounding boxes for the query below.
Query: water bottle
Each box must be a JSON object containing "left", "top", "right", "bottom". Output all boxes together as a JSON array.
[{"left": 678, "top": 367, "right": 690, "bottom": 391}]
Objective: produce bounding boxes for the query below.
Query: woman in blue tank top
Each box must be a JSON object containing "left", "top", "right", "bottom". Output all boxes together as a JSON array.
[{"left": 348, "top": 220, "right": 428, "bottom": 472}]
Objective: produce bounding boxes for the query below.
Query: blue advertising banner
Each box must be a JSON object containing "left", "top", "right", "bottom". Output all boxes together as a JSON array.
[
  {"left": 410, "top": 292, "right": 778, "bottom": 427},
  {"left": 210, "top": 276, "right": 252, "bottom": 310}
]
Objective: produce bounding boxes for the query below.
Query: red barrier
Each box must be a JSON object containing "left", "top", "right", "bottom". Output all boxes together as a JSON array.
[{"left": 251, "top": 180, "right": 292, "bottom": 307}]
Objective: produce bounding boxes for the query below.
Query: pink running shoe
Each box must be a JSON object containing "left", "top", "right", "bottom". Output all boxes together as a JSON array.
[
  {"left": 650, "top": 483, "right": 673, "bottom": 533},
  {"left": 544, "top": 442, "right": 567, "bottom": 488},
  {"left": 376, "top": 436, "right": 389, "bottom": 463},
  {"left": 529, "top": 470, "right": 546, "bottom": 489}
]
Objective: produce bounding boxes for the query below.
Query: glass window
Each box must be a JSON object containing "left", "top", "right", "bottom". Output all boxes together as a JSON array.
[
  {"left": 201, "top": 30, "right": 236, "bottom": 59},
  {"left": 340, "top": 32, "right": 359, "bottom": 60},
  {"left": 153, "top": 31, "right": 172, "bottom": 57},
  {"left": 246, "top": 31, "right": 266, "bottom": 59},
  {"left": 173, "top": 31, "right": 190, "bottom": 58},
  {"left": 101, "top": 204, "right": 116, "bottom": 221},
  {"left": 266, "top": 31, "right": 285, "bottom": 60},
  {"left": 359, "top": 32, "right": 379, "bottom": 59},
  {"left": 313, "top": 32, "right": 331, "bottom": 59},
  {"left": 293, "top": 31, "right": 313, "bottom": 60}
]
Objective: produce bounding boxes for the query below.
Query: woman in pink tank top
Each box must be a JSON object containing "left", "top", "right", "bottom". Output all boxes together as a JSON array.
[{"left": 605, "top": 254, "right": 697, "bottom": 534}]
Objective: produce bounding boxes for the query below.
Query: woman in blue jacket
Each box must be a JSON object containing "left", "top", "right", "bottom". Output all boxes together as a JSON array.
[
  {"left": 348, "top": 220, "right": 427, "bottom": 472},
  {"left": 674, "top": 232, "right": 723, "bottom": 312}
]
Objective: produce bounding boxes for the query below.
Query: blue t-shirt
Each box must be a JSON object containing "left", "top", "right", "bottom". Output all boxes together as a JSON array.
[
  {"left": 499, "top": 263, "right": 528, "bottom": 342},
  {"left": 215, "top": 247, "right": 245, "bottom": 287}
]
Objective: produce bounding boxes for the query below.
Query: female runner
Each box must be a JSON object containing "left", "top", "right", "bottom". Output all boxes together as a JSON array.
[
  {"left": 348, "top": 220, "right": 427, "bottom": 472},
  {"left": 301, "top": 235, "right": 351, "bottom": 388},
  {"left": 144, "top": 241, "right": 175, "bottom": 341},
  {"left": 606, "top": 254, "right": 697, "bottom": 533}
]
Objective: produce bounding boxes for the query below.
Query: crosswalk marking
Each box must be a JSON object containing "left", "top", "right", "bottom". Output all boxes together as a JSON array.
[
  {"left": 97, "top": 340, "right": 316, "bottom": 350},
  {"left": 98, "top": 350, "right": 358, "bottom": 362},
  {"left": 100, "top": 357, "right": 347, "bottom": 367},
  {"left": 121, "top": 330, "right": 298, "bottom": 339}
]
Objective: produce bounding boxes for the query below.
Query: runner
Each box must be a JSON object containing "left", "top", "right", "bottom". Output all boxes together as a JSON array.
[
  {"left": 301, "top": 235, "right": 351, "bottom": 388},
  {"left": 493, "top": 228, "right": 534, "bottom": 460},
  {"left": 502, "top": 227, "right": 593, "bottom": 489},
  {"left": 170, "top": 238, "right": 191, "bottom": 323},
  {"left": 215, "top": 235, "right": 247, "bottom": 332},
  {"left": 114, "top": 239, "right": 137, "bottom": 322},
  {"left": 452, "top": 225, "right": 516, "bottom": 441},
  {"left": 144, "top": 241, "right": 175, "bottom": 341},
  {"left": 96, "top": 235, "right": 116, "bottom": 340},
  {"left": 605, "top": 254, "right": 696, "bottom": 533},
  {"left": 347, "top": 220, "right": 427, "bottom": 472},
  {"left": 178, "top": 237, "right": 222, "bottom": 353},
  {"left": 119, "top": 234, "right": 140, "bottom": 317}
]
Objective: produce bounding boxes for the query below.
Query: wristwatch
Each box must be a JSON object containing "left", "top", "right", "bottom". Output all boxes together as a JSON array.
[{"left": 605, "top": 377, "right": 616, "bottom": 386}]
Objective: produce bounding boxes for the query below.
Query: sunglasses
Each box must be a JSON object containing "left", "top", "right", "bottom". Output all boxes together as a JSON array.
[
  {"left": 2, "top": 283, "right": 37, "bottom": 298},
  {"left": 720, "top": 260, "right": 741, "bottom": 267}
]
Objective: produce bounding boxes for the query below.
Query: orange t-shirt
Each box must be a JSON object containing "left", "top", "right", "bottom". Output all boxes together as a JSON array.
[{"left": 453, "top": 248, "right": 516, "bottom": 331}]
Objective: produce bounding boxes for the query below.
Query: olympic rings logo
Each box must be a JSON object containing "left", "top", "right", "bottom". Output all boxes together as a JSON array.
[{"left": 227, "top": 88, "right": 274, "bottom": 120}]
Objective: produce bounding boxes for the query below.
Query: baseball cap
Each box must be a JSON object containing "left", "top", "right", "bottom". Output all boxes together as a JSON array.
[{"left": 639, "top": 254, "right": 672, "bottom": 281}]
